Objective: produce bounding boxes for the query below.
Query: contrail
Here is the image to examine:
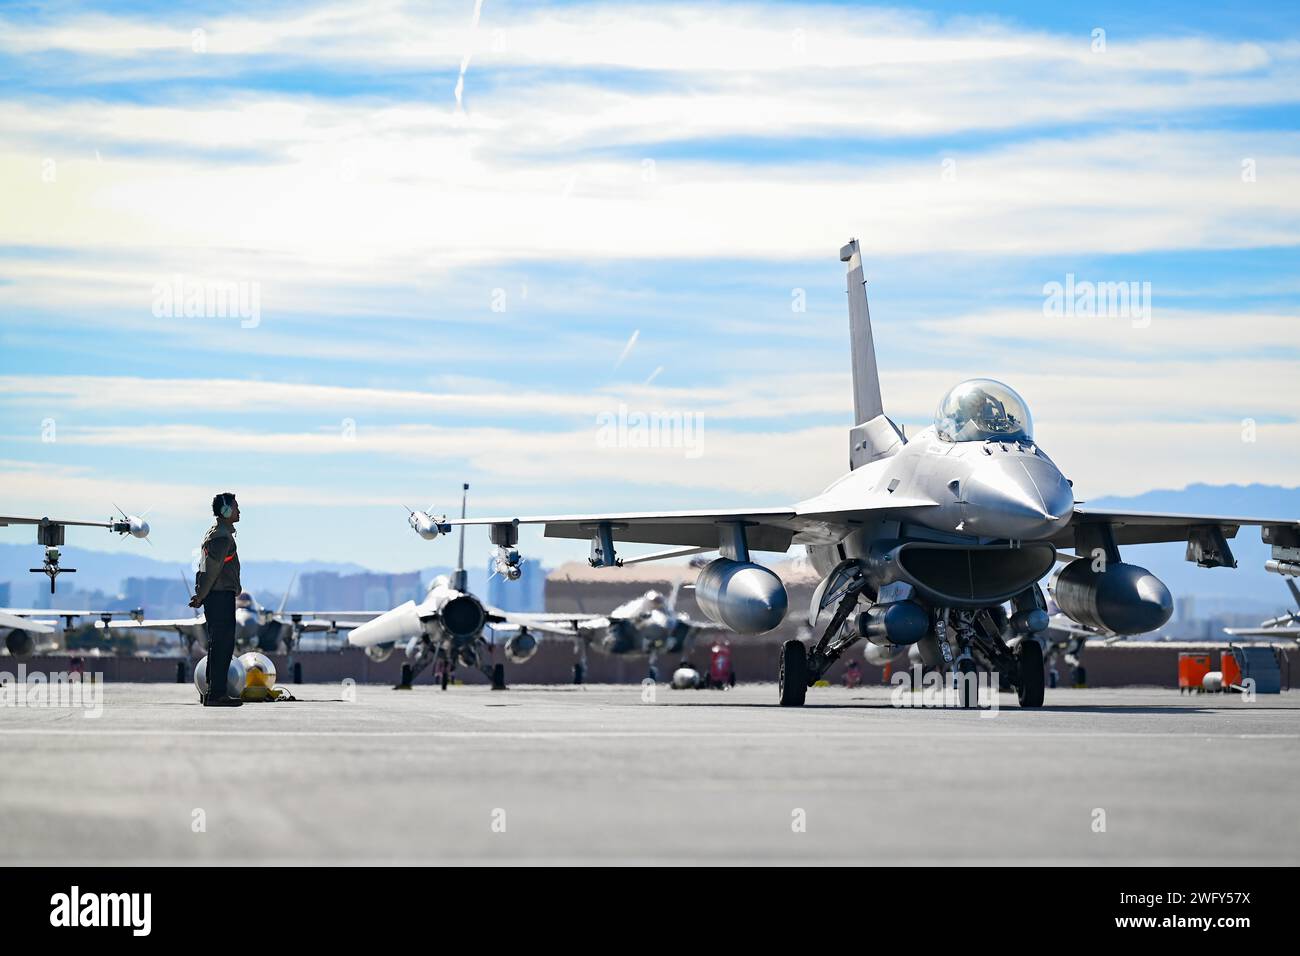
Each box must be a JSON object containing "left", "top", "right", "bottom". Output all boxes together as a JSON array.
[
  {"left": 454, "top": 0, "right": 486, "bottom": 111},
  {"left": 613, "top": 329, "right": 639, "bottom": 369}
]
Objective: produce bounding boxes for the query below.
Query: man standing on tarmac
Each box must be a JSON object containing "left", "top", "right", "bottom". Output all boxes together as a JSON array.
[{"left": 190, "top": 492, "right": 243, "bottom": 707}]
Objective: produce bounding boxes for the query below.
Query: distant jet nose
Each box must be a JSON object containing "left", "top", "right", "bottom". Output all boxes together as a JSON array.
[{"left": 963, "top": 454, "right": 1074, "bottom": 540}]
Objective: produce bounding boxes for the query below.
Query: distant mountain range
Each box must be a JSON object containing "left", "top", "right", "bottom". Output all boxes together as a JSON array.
[{"left": 3, "top": 483, "right": 1295, "bottom": 616}]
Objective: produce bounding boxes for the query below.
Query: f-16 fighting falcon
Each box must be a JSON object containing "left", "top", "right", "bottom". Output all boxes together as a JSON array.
[
  {"left": 423, "top": 239, "right": 1300, "bottom": 709},
  {"left": 0, "top": 509, "right": 150, "bottom": 593},
  {"left": 95, "top": 580, "right": 378, "bottom": 664},
  {"left": 354, "top": 485, "right": 587, "bottom": 690},
  {"left": 0, "top": 607, "right": 145, "bottom": 659},
  {"left": 503, "top": 575, "right": 732, "bottom": 683}
]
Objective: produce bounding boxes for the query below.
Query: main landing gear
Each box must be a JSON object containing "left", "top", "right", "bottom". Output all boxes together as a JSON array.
[{"left": 779, "top": 563, "right": 1047, "bottom": 710}]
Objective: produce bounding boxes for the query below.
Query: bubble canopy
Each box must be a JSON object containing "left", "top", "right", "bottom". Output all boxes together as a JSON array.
[{"left": 935, "top": 379, "right": 1033, "bottom": 443}]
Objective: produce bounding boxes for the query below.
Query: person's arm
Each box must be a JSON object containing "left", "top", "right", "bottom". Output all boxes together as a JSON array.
[{"left": 192, "top": 534, "right": 232, "bottom": 605}]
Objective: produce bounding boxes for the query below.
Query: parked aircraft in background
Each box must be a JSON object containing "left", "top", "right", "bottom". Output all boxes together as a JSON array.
[
  {"left": 355, "top": 485, "right": 587, "bottom": 689},
  {"left": 1225, "top": 580, "right": 1300, "bottom": 642},
  {"left": 0, "top": 606, "right": 146, "bottom": 658},
  {"left": 512, "top": 577, "right": 729, "bottom": 682},
  {"left": 96, "top": 577, "right": 379, "bottom": 678}
]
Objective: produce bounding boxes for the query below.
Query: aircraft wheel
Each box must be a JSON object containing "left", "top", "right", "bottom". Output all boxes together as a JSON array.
[
  {"left": 573, "top": 663, "right": 585, "bottom": 685},
  {"left": 394, "top": 663, "right": 413, "bottom": 690},
  {"left": 491, "top": 663, "right": 507, "bottom": 691},
  {"left": 1017, "top": 640, "right": 1045, "bottom": 708},
  {"left": 1071, "top": 665, "right": 1087, "bottom": 688},
  {"left": 292, "top": 661, "right": 303, "bottom": 684},
  {"left": 778, "top": 640, "right": 808, "bottom": 707},
  {"left": 440, "top": 667, "right": 450, "bottom": 691},
  {"left": 956, "top": 659, "right": 981, "bottom": 709}
]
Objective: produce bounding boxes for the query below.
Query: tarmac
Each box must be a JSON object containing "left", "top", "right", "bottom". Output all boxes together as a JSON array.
[{"left": 1, "top": 681, "right": 1298, "bottom": 865}]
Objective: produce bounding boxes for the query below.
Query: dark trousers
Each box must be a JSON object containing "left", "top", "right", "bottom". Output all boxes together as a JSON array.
[{"left": 203, "top": 590, "right": 237, "bottom": 698}]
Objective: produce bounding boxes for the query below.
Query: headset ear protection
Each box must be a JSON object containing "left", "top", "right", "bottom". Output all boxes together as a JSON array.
[{"left": 219, "top": 495, "right": 234, "bottom": 519}]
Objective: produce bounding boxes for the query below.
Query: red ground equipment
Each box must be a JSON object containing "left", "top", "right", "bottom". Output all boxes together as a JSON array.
[
  {"left": 1178, "top": 653, "right": 1211, "bottom": 693},
  {"left": 707, "top": 641, "right": 736, "bottom": 689}
]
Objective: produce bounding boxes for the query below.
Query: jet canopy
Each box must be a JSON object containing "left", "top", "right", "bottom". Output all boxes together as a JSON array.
[{"left": 935, "top": 379, "right": 1033, "bottom": 443}]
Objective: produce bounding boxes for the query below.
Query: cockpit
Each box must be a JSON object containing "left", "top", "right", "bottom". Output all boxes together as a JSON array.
[{"left": 935, "top": 379, "right": 1033, "bottom": 443}]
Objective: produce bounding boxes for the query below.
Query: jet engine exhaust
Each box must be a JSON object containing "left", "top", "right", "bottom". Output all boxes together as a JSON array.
[{"left": 441, "top": 595, "right": 487, "bottom": 638}]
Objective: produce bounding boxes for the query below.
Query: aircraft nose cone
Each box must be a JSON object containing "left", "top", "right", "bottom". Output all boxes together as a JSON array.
[{"left": 964, "top": 455, "right": 1074, "bottom": 540}]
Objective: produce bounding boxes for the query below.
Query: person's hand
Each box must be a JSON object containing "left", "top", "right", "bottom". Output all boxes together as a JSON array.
[{"left": 189, "top": 596, "right": 202, "bottom": 609}]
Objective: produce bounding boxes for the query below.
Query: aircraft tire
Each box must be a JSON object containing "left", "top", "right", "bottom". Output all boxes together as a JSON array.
[
  {"left": 778, "top": 640, "right": 808, "bottom": 707},
  {"left": 957, "top": 658, "right": 979, "bottom": 709},
  {"left": 1017, "top": 640, "right": 1045, "bottom": 708},
  {"left": 491, "top": 663, "right": 506, "bottom": 690}
]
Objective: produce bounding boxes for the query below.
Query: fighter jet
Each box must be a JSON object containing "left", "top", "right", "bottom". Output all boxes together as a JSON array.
[
  {"left": 351, "top": 485, "right": 587, "bottom": 690},
  {"left": 512, "top": 575, "right": 730, "bottom": 683},
  {"left": 0, "top": 606, "right": 144, "bottom": 658},
  {"left": 0, "top": 510, "right": 150, "bottom": 593},
  {"left": 96, "top": 579, "right": 378, "bottom": 663},
  {"left": 1224, "top": 579, "right": 1300, "bottom": 642},
  {"left": 427, "top": 238, "right": 1300, "bottom": 708}
]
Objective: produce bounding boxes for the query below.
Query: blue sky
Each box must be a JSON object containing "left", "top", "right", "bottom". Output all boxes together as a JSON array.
[{"left": 1, "top": 0, "right": 1297, "bottom": 576}]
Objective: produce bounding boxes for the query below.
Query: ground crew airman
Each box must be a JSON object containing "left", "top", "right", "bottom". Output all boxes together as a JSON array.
[{"left": 191, "top": 492, "right": 243, "bottom": 707}]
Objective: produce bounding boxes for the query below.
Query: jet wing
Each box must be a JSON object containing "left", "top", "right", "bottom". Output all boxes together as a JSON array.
[
  {"left": 5, "top": 608, "right": 109, "bottom": 617},
  {"left": 1052, "top": 508, "right": 1300, "bottom": 563},
  {"left": 0, "top": 515, "right": 117, "bottom": 529},
  {"left": 450, "top": 501, "right": 934, "bottom": 552},
  {"left": 291, "top": 619, "right": 373, "bottom": 633},
  {"left": 484, "top": 610, "right": 602, "bottom": 636},
  {"left": 95, "top": 617, "right": 206, "bottom": 634},
  {"left": 274, "top": 612, "right": 383, "bottom": 628},
  {"left": 0, "top": 611, "right": 56, "bottom": 633},
  {"left": 1223, "top": 626, "right": 1300, "bottom": 641}
]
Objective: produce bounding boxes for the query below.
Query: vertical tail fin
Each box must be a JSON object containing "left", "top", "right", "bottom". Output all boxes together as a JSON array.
[
  {"left": 451, "top": 483, "right": 470, "bottom": 592},
  {"left": 840, "top": 239, "right": 904, "bottom": 469},
  {"left": 840, "top": 239, "right": 884, "bottom": 424}
]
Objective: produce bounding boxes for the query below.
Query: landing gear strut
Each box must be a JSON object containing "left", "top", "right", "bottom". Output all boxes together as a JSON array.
[{"left": 781, "top": 560, "right": 870, "bottom": 706}]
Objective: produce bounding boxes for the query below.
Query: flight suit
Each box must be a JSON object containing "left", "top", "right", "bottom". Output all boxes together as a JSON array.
[{"left": 195, "top": 520, "right": 241, "bottom": 699}]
